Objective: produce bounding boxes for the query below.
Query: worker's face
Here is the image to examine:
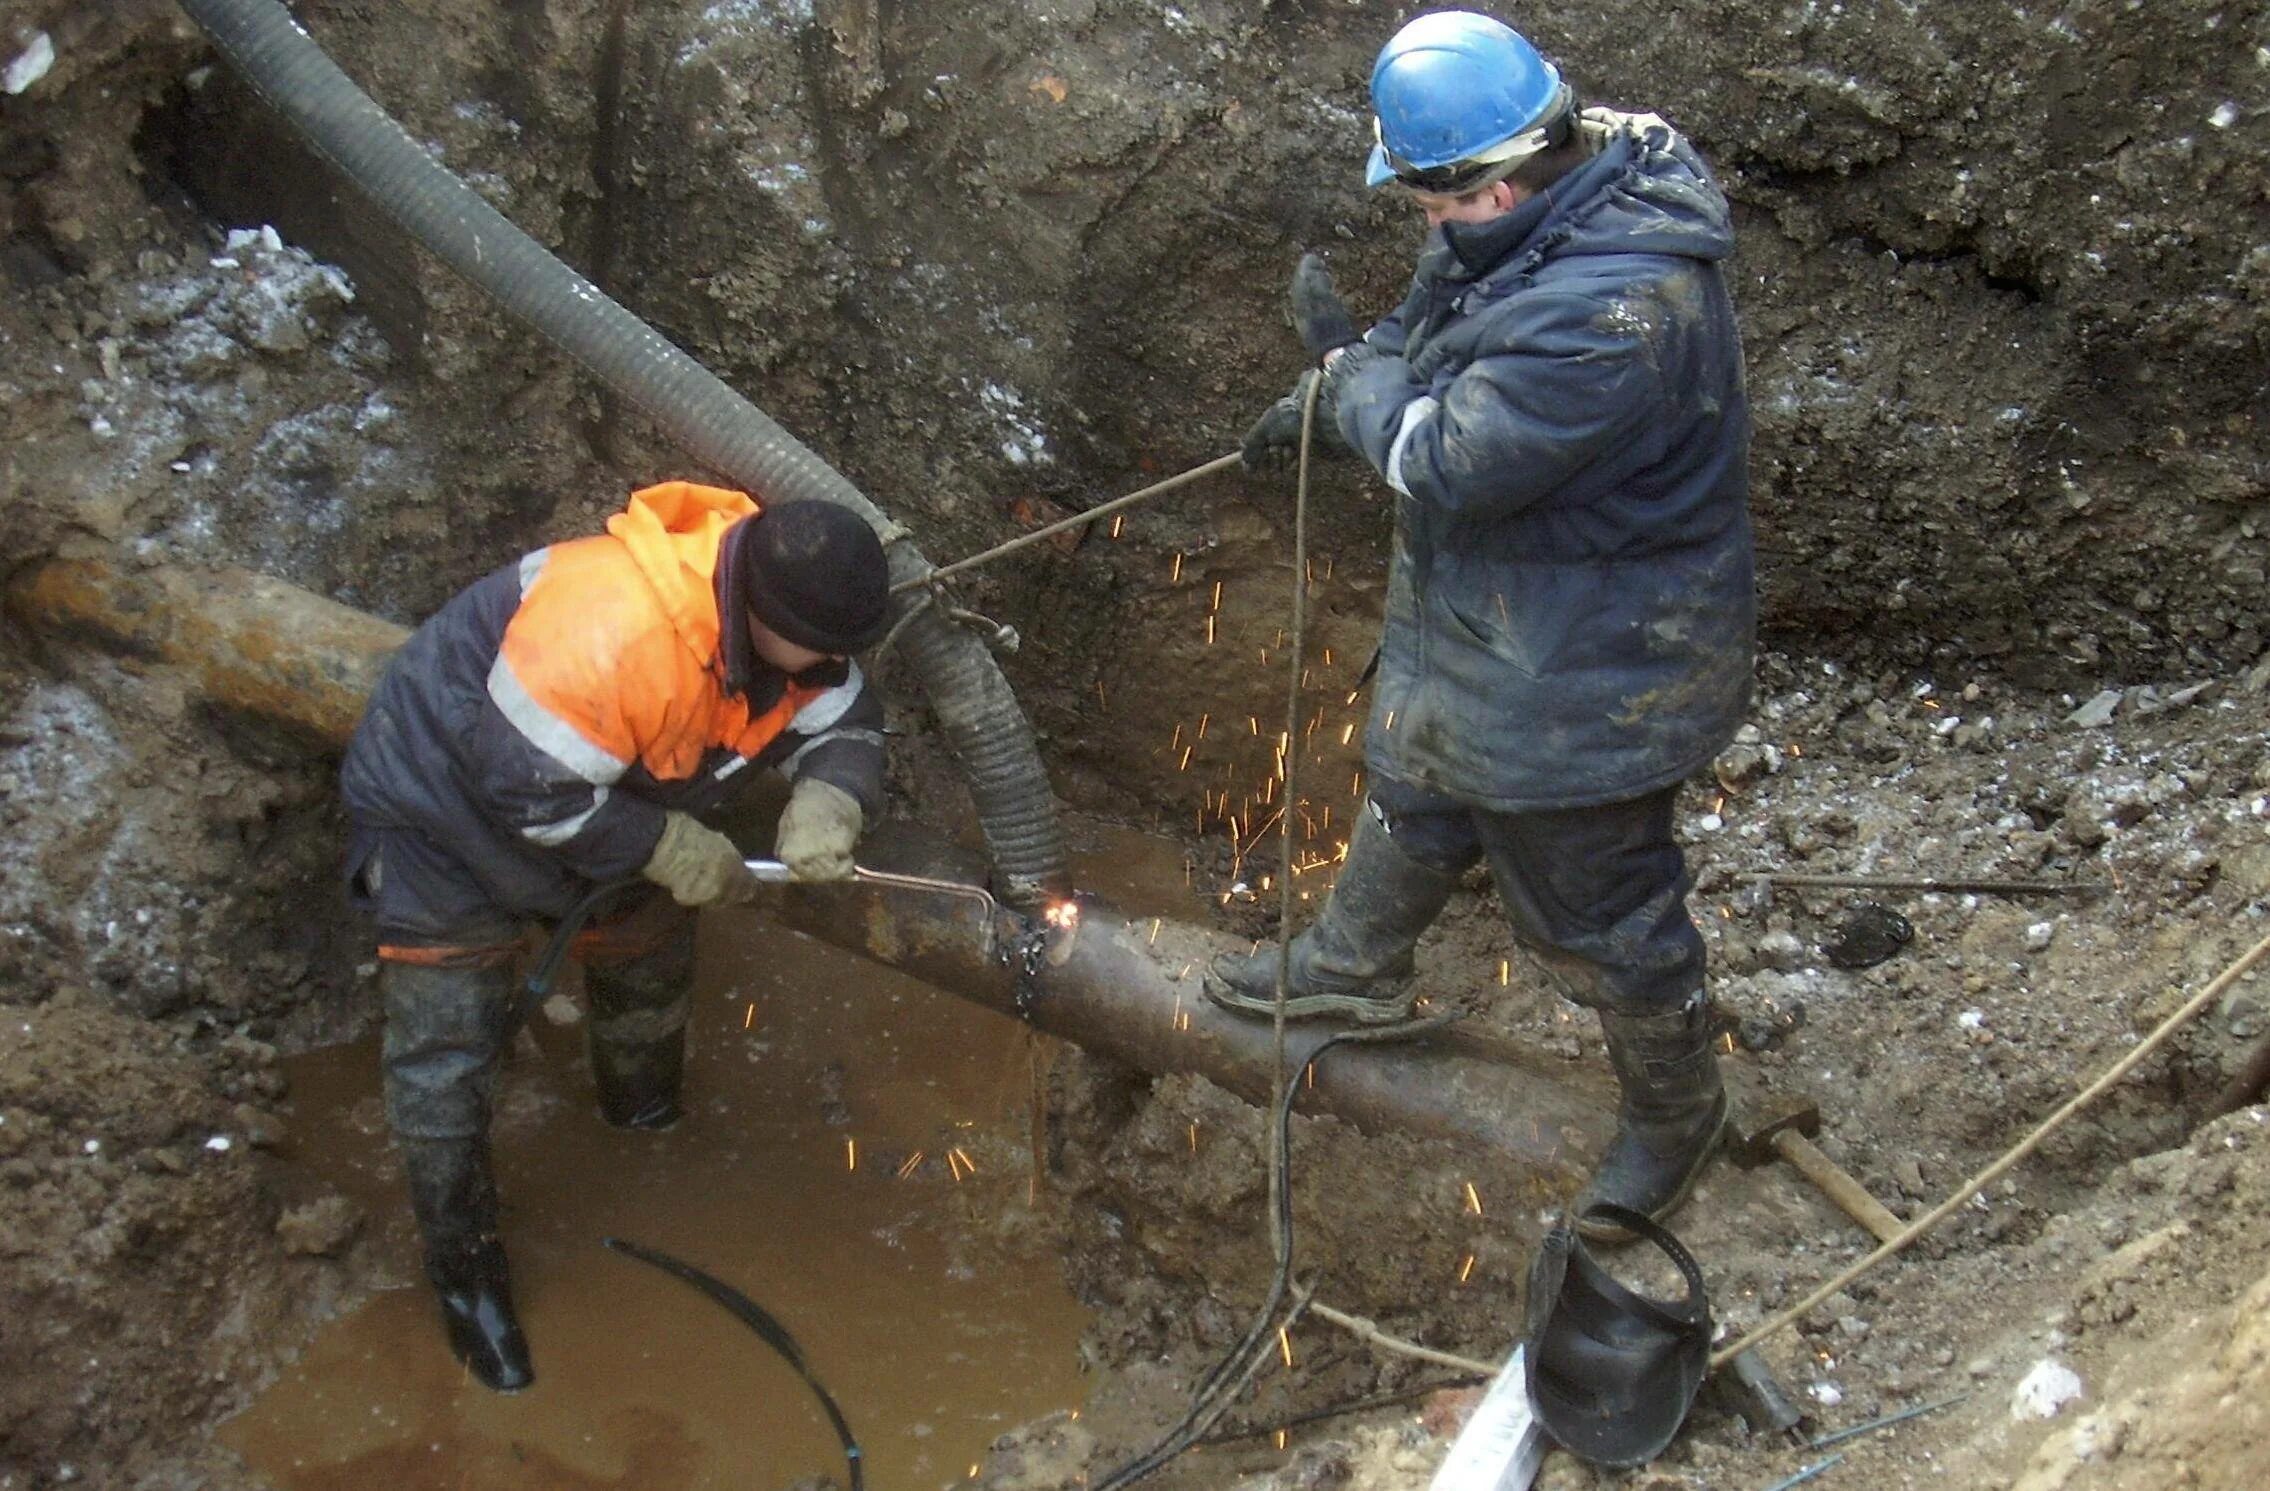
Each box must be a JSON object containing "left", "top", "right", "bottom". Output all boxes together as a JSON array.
[
  {"left": 746, "top": 613, "right": 837, "bottom": 677},
  {"left": 1407, "top": 177, "right": 1525, "bottom": 230}
]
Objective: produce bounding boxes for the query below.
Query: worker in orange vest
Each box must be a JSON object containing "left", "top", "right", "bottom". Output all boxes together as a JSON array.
[{"left": 340, "top": 482, "right": 890, "bottom": 1390}]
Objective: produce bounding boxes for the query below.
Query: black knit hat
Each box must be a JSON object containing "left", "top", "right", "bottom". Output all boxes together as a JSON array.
[{"left": 736, "top": 502, "right": 891, "bottom": 654}]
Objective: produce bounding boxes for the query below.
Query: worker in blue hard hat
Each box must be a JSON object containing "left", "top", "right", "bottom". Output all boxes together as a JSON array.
[{"left": 1220, "top": 11, "right": 1756, "bottom": 1245}]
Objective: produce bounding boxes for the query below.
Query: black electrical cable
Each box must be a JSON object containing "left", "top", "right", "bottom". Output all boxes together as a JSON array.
[
  {"left": 1088, "top": 1014, "right": 1453, "bottom": 1490},
  {"left": 604, "top": 1237, "right": 864, "bottom": 1491}
]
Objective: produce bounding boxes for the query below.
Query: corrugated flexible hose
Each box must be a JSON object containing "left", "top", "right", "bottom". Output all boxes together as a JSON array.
[{"left": 175, "top": 0, "right": 1067, "bottom": 907}]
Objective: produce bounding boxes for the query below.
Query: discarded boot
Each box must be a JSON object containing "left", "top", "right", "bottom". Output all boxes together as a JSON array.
[
  {"left": 1206, "top": 807, "right": 1457, "bottom": 1024},
  {"left": 1575, "top": 995, "right": 1728, "bottom": 1243},
  {"left": 584, "top": 926, "right": 695, "bottom": 1131},
  {"left": 400, "top": 1134, "right": 534, "bottom": 1392}
]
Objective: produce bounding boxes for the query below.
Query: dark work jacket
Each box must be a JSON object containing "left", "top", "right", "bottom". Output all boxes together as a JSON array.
[
  {"left": 1332, "top": 111, "right": 1755, "bottom": 810},
  {"left": 341, "top": 486, "right": 884, "bottom": 924}
]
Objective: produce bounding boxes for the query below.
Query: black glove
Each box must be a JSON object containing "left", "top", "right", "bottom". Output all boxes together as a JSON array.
[
  {"left": 1241, "top": 388, "right": 1306, "bottom": 471},
  {"left": 1289, "top": 252, "right": 1361, "bottom": 362},
  {"left": 1240, "top": 373, "right": 1347, "bottom": 472}
]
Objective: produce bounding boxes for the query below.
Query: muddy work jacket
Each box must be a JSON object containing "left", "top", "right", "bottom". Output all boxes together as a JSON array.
[
  {"left": 1331, "top": 110, "right": 1755, "bottom": 811},
  {"left": 341, "top": 482, "right": 884, "bottom": 920}
]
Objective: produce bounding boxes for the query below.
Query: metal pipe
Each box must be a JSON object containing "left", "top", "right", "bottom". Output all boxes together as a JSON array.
[
  {"left": 779, "top": 826, "right": 1600, "bottom": 1183},
  {"left": 7, "top": 557, "right": 1603, "bottom": 1186},
  {"left": 7, "top": 556, "right": 408, "bottom": 746}
]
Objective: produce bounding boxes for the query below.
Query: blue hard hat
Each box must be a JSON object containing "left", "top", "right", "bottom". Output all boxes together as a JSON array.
[{"left": 1364, "top": 11, "right": 1569, "bottom": 191}]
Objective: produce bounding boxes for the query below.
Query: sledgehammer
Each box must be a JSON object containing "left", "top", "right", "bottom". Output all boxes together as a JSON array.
[{"left": 1728, "top": 1103, "right": 1906, "bottom": 1245}]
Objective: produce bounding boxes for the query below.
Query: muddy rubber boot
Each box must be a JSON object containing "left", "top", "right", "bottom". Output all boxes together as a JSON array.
[
  {"left": 584, "top": 929, "right": 694, "bottom": 1132},
  {"left": 1575, "top": 995, "right": 1729, "bottom": 1244},
  {"left": 1206, "top": 808, "right": 1459, "bottom": 1024},
  {"left": 400, "top": 1134, "right": 534, "bottom": 1392}
]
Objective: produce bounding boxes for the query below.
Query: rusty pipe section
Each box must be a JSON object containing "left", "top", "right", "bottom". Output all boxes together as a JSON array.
[
  {"left": 8, "top": 556, "right": 409, "bottom": 746},
  {"left": 779, "top": 826, "right": 1601, "bottom": 1185},
  {"left": 7, "top": 556, "right": 1601, "bottom": 1185}
]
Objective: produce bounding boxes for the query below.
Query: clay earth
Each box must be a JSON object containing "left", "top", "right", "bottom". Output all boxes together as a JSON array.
[{"left": 1, "top": 1, "right": 2266, "bottom": 1488}]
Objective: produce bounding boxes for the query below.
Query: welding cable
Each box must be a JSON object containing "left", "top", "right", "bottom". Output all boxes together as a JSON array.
[
  {"left": 1094, "top": 376, "right": 1437, "bottom": 1490},
  {"left": 603, "top": 1237, "right": 864, "bottom": 1491},
  {"left": 519, "top": 875, "right": 644, "bottom": 1021},
  {"left": 1090, "top": 1011, "right": 1458, "bottom": 1489},
  {"left": 175, "top": 0, "right": 1066, "bottom": 910}
]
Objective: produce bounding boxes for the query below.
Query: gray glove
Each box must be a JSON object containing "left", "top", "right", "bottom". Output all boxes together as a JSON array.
[
  {"left": 642, "top": 811, "right": 760, "bottom": 907},
  {"left": 1289, "top": 253, "right": 1361, "bottom": 361},
  {"left": 776, "top": 777, "right": 863, "bottom": 882}
]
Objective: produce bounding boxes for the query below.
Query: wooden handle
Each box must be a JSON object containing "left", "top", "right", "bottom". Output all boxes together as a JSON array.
[{"left": 1774, "top": 1130, "right": 1906, "bottom": 1245}]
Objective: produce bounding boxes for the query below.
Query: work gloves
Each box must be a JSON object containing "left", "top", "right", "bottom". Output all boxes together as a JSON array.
[
  {"left": 1240, "top": 253, "right": 1368, "bottom": 473},
  {"left": 775, "top": 777, "right": 863, "bottom": 882},
  {"left": 1240, "top": 376, "right": 1318, "bottom": 472},
  {"left": 643, "top": 811, "right": 760, "bottom": 907},
  {"left": 1289, "top": 252, "right": 1361, "bottom": 362}
]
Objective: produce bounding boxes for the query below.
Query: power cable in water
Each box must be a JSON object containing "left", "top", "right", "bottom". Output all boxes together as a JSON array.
[{"left": 603, "top": 1236, "right": 864, "bottom": 1491}]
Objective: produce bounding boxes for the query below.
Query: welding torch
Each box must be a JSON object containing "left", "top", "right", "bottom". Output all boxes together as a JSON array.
[{"left": 523, "top": 857, "right": 1010, "bottom": 1012}]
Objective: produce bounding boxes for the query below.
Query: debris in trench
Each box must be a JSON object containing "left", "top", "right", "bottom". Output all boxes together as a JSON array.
[{"left": 1822, "top": 903, "right": 1913, "bottom": 970}]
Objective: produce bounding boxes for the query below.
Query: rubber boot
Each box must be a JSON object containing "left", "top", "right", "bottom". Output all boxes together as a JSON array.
[
  {"left": 380, "top": 957, "right": 533, "bottom": 1391},
  {"left": 584, "top": 927, "right": 695, "bottom": 1131},
  {"left": 400, "top": 1134, "right": 535, "bottom": 1392},
  {"left": 1576, "top": 994, "right": 1729, "bottom": 1243},
  {"left": 1206, "top": 807, "right": 1459, "bottom": 1024}
]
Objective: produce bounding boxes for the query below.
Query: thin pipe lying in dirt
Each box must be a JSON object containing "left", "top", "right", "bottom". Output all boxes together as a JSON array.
[{"left": 7, "top": 554, "right": 1603, "bottom": 1187}]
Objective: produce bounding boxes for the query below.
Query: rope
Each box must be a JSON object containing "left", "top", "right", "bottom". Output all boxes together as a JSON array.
[
  {"left": 1710, "top": 926, "right": 2270, "bottom": 1370},
  {"left": 888, "top": 452, "right": 1245, "bottom": 596}
]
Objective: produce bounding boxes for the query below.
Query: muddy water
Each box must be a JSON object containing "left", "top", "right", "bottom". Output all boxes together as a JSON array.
[{"left": 224, "top": 910, "right": 1094, "bottom": 1490}]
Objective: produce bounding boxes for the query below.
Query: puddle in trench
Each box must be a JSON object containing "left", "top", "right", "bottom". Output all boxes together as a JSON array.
[{"left": 224, "top": 908, "right": 1096, "bottom": 1490}]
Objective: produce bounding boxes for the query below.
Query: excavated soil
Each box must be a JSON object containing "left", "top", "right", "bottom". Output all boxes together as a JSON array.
[{"left": 1, "top": 1, "right": 2266, "bottom": 1488}]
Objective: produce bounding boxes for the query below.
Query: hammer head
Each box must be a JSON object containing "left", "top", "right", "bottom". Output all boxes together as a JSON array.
[{"left": 1727, "top": 1101, "right": 1822, "bottom": 1168}]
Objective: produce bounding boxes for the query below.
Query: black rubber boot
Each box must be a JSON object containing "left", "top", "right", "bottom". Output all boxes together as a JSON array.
[
  {"left": 380, "top": 958, "right": 533, "bottom": 1391},
  {"left": 1206, "top": 807, "right": 1459, "bottom": 1023},
  {"left": 1576, "top": 994, "right": 1729, "bottom": 1243},
  {"left": 400, "top": 1134, "right": 535, "bottom": 1392},
  {"left": 584, "top": 927, "right": 695, "bottom": 1131}
]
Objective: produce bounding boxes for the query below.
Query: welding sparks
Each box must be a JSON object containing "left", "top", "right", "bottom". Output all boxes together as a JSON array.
[
  {"left": 1170, "top": 553, "right": 1183, "bottom": 583},
  {"left": 1277, "top": 1326, "right": 1295, "bottom": 1367},
  {"left": 1110, "top": 514, "right": 1124, "bottom": 539},
  {"left": 1274, "top": 1430, "right": 1288, "bottom": 1451},
  {"left": 1205, "top": 615, "right": 1215, "bottom": 645},
  {"left": 1211, "top": 580, "right": 1224, "bottom": 612},
  {"left": 953, "top": 1146, "right": 977, "bottom": 1175},
  {"left": 1188, "top": 1122, "right": 1198, "bottom": 1153},
  {"left": 1149, "top": 917, "right": 1162, "bottom": 945},
  {"left": 743, "top": 1002, "right": 756, "bottom": 1029},
  {"left": 1459, "top": 1253, "right": 1477, "bottom": 1283},
  {"left": 1463, "top": 1180, "right": 1483, "bottom": 1215},
  {"left": 1340, "top": 722, "right": 1354, "bottom": 745},
  {"left": 1095, "top": 680, "right": 1107, "bottom": 708},
  {"left": 1044, "top": 899, "right": 1080, "bottom": 931},
  {"left": 1179, "top": 746, "right": 1193, "bottom": 771},
  {"left": 898, "top": 1150, "right": 925, "bottom": 1179},
  {"left": 1498, "top": 959, "right": 1510, "bottom": 986},
  {"left": 846, "top": 1139, "right": 857, "bottom": 1172}
]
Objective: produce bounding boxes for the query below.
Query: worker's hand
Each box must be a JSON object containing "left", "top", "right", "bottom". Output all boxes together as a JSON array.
[
  {"left": 776, "top": 777, "right": 863, "bottom": 882},
  {"left": 1289, "top": 253, "right": 1361, "bottom": 362},
  {"left": 642, "top": 811, "right": 760, "bottom": 907},
  {"left": 1241, "top": 385, "right": 1305, "bottom": 472},
  {"left": 1241, "top": 373, "right": 1348, "bottom": 473}
]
